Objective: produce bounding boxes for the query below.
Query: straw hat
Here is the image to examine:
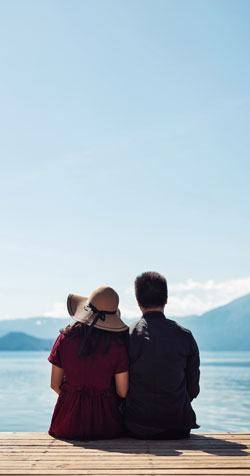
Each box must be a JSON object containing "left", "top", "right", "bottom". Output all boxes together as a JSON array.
[{"left": 67, "top": 286, "right": 128, "bottom": 332}]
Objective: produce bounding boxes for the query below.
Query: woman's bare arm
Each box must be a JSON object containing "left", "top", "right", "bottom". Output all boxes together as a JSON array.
[
  {"left": 50, "top": 364, "right": 64, "bottom": 395},
  {"left": 115, "top": 371, "right": 129, "bottom": 398}
]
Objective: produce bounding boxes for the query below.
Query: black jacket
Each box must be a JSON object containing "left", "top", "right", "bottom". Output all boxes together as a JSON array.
[{"left": 124, "top": 311, "right": 200, "bottom": 435}]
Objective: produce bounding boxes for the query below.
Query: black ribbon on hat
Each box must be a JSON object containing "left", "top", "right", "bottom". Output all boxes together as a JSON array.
[{"left": 78, "top": 302, "right": 117, "bottom": 357}]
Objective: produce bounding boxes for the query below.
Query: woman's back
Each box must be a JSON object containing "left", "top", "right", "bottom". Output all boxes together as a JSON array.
[
  {"left": 48, "top": 330, "right": 128, "bottom": 440},
  {"left": 49, "top": 332, "right": 128, "bottom": 390}
]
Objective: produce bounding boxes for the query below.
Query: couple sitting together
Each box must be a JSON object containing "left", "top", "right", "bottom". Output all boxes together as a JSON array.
[{"left": 48, "top": 271, "right": 200, "bottom": 441}]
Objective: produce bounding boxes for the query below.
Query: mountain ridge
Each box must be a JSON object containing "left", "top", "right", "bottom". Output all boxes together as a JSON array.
[
  {"left": 176, "top": 292, "right": 250, "bottom": 350},
  {"left": 0, "top": 293, "right": 249, "bottom": 350},
  {"left": 0, "top": 332, "right": 53, "bottom": 351}
]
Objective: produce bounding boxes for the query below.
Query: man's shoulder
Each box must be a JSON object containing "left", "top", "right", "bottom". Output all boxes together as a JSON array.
[
  {"left": 129, "top": 318, "right": 147, "bottom": 335},
  {"left": 166, "top": 317, "right": 198, "bottom": 343},
  {"left": 166, "top": 317, "right": 193, "bottom": 334},
  {"left": 129, "top": 316, "right": 193, "bottom": 336},
  {"left": 129, "top": 316, "right": 196, "bottom": 347},
  {"left": 166, "top": 318, "right": 199, "bottom": 353}
]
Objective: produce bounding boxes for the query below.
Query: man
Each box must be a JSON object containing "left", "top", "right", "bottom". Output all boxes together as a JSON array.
[{"left": 124, "top": 271, "right": 200, "bottom": 439}]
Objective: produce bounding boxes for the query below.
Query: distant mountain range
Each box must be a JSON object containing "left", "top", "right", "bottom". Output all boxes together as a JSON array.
[
  {"left": 177, "top": 293, "right": 250, "bottom": 350},
  {"left": 0, "top": 293, "right": 249, "bottom": 350},
  {"left": 0, "top": 317, "right": 69, "bottom": 339},
  {"left": 0, "top": 332, "right": 53, "bottom": 351}
]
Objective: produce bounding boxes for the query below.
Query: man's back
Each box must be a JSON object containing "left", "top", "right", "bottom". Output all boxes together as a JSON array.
[{"left": 125, "top": 311, "right": 200, "bottom": 436}]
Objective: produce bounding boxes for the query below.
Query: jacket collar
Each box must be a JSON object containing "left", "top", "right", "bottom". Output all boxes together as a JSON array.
[{"left": 142, "top": 311, "right": 165, "bottom": 319}]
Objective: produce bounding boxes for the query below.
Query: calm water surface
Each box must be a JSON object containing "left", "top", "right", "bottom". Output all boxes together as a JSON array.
[{"left": 0, "top": 351, "right": 249, "bottom": 432}]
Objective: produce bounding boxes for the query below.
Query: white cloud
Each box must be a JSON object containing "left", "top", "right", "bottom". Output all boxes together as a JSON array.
[
  {"left": 122, "top": 278, "right": 250, "bottom": 318},
  {"left": 169, "top": 279, "right": 215, "bottom": 292},
  {"left": 42, "top": 278, "right": 250, "bottom": 321},
  {"left": 120, "top": 306, "right": 141, "bottom": 320},
  {"left": 124, "top": 287, "right": 134, "bottom": 295},
  {"left": 167, "top": 277, "right": 250, "bottom": 316},
  {"left": 169, "top": 278, "right": 250, "bottom": 294},
  {"left": 43, "top": 302, "right": 68, "bottom": 318}
]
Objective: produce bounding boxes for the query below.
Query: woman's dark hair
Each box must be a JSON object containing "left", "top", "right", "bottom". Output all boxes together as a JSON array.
[
  {"left": 135, "top": 271, "right": 168, "bottom": 308},
  {"left": 60, "top": 321, "right": 128, "bottom": 357}
]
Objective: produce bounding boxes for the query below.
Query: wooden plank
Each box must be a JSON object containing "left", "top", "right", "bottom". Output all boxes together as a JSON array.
[
  {"left": 0, "top": 462, "right": 248, "bottom": 468},
  {"left": 1, "top": 432, "right": 249, "bottom": 436},
  {"left": 1, "top": 434, "right": 250, "bottom": 440},
  {"left": 2, "top": 449, "right": 245, "bottom": 452},
  {"left": 0, "top": 454, "right": 249, "bottom": 460},
  {"left": 0, "top": 461, "right": 249, "bottom": 465},
  {"left": 1, "top": 434, "right": 250, "bottom": 439},
  {"left": 0, "top": 437, "right": 247, "bottom": 443},
  {"left": 1, "top": 452, "right": 249, "bottom": 458},
  {"left": 0, "top": 448, "right": 249, "bottom": 454},
  {"left": 0, "top": 458, "right": 248, "bottom": 462},
  {"left": 0, "top": 454, "right": 249, "bottom": 459},
  {"left": 1, "top": 440, "right": 249, "bottom": 446},
  {"left": 2, "top": 438, "right": 250, "bottom": 443},
  {"left": 0, "top": 436, "right": 247, "bottom": 441},
  {"left": 0, "top": 462, "right": 250, "bottom": 469},
  {"left": 0, "top": 470, "right": 250, "bottom": 475}
]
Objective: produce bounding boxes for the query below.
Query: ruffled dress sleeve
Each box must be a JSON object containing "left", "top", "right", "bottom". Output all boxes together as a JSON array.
[
  {"left": 113, "top": 344, "right": 129, "bottom": 374},
  {"left": 48, "top": 334, "right": 64, "bottom": 368}
]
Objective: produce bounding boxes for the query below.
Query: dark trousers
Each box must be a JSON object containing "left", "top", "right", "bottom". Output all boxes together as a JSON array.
[{"left": 126, "top": 429, "right": 190, "bottom": 440}]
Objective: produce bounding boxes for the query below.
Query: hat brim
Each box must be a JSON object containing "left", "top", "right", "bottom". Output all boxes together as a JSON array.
[{"left": 67, "top": 293, "right": 128, "bottom": 332}]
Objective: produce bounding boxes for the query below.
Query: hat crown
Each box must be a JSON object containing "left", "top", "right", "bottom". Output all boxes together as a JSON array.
[{"left": 89, "top": 286, "right": 119, "bottom": 313}]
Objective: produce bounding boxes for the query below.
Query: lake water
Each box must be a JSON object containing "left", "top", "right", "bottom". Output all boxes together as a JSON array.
[{"left": 0, "top": 351, "right": 250, "bottom": 432}]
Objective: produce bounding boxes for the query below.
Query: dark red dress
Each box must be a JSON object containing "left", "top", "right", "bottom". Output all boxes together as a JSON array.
[{"left": 48, "top": 333, "right": 129, "bottom": 440}]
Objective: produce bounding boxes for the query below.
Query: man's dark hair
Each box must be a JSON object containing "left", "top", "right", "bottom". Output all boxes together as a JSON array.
[{"left": 135, "top": 271, "right": 168, "bottom": 308}]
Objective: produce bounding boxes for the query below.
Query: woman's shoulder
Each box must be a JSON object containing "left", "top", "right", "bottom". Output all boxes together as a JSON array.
[
  {"left": 53, "top": 332, "right": 66, "bottom": 345},
  {"left": 49, "top": 332, "right": 81, "bottom": 367},
  {"left": 49, "top": 333, "right": 66, "bottom": 355},
  {"left": 52, "top": 332, "right": 80, "bottom": 349}
]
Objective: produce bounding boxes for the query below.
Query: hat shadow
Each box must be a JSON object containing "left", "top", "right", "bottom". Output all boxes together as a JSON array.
[{"left": 57, "top": 434, "right": 249, "bottom": 457}]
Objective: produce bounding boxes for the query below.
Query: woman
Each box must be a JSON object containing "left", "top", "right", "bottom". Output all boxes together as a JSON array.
[{"left": 48, "top": 286, "right": 129, "bottom": 440}]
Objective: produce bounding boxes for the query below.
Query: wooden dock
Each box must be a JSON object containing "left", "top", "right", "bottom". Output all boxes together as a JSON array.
[{"left": 0, "top": 432, "right": 250, "bottom": 475}]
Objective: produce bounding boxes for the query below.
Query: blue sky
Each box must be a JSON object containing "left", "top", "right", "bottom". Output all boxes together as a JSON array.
[{"left": 0, "top": 0, "right": 250, "bottom": 319}]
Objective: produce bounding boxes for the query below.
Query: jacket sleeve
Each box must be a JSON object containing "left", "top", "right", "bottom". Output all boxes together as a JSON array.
[{"left": 186, "top": 334, "right": 200, "bottom": 401}]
